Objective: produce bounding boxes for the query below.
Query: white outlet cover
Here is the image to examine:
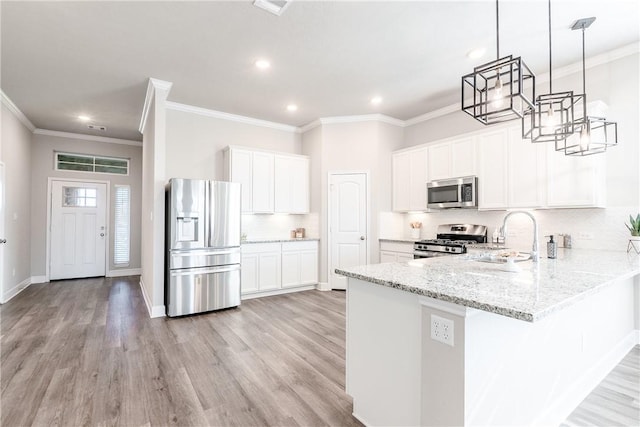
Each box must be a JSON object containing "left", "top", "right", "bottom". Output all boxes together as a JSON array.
[{"left": 431, "top": 314, "right": 454, "bottom": 347}]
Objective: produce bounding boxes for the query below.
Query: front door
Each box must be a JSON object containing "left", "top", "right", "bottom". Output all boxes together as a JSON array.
[
  {"left": 50, "top": 180, "right": 107, "bottom": 280},
  {"left": 329, "top": 173, "right": 367, "bottom": 290}
]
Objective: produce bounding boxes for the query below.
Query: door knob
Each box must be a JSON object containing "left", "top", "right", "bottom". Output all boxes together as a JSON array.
[
  {"left": 0, "top": 238, "right": 6, "bottom": 244},
  {"left": 100, "top": 233, "right": 105, "bottom": 237},
  {"left": 360, "top": 236, "right": 365, "bottom": 240}
]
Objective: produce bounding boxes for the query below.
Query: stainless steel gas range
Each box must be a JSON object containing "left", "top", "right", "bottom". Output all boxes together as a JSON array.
[{"left": 413, "top": 224, "right": 487, "bottom": 259}]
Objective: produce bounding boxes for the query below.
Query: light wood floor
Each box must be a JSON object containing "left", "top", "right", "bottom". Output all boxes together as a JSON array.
[
  {"left": 1, "top": 276, "right": 638, "bottom": 426},
  {"left": 1, "top": 276, "right": 361, "bottom": 426}
]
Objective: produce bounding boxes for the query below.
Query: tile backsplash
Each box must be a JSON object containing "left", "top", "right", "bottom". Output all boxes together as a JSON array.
[
  {"left": 242, "top": 213, "right": 319, "bottom": 240},
  {"left": 379, "top": 206, "right": 638, "bottom": 252}
]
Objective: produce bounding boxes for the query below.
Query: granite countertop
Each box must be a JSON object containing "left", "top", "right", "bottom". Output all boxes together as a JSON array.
[
  {"left": 379, "top": 238, "right": 418, "bottom": 244},
  {"left": 336, "top": 249, "right": 640, "bottom": 322},
  {"left": 242, "top": 237, "right": 319, "bottom": 244}
]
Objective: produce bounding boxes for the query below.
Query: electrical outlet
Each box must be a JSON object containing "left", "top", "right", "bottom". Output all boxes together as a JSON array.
[
  {"left": 577, "top": 232, "right": 594, "bottom": 240},
  {"left": 431, "top": 314, "right": 454, "bottom": 346}
]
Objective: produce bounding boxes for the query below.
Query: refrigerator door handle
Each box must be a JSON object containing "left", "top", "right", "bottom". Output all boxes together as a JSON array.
[
  {"left": 170, "top": 264, "right": 241, "bottom": 276},
  {"left": 171, "top": 248, "right": 240, "bottom": 257}
]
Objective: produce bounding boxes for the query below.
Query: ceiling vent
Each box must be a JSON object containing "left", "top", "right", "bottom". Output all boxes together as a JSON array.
[
  {"left": 87, "top": 124, "right": 107, "bottom": 131},
  {"left": 253, "top": 0, "right": 290, "bottom": 16}
]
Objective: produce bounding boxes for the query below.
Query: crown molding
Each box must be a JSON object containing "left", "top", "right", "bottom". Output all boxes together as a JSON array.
[
  {"left": 320, "top": 113, "right": 405, "bottom": 127},
  {"left": 404, "top": 104, "right": 461, "bottom": 127},
  {"left": 1, "top": 90, "right": 36, "bottom": 132},
  {"left": 166, "top": 101, "right": 299, "bottom": 133},
  {"left": 33, "top": 129, "right": 142, "bottom": 146},
  {"left": 298, "top": 119, "right": 322, "bottom": 134},
  {"left": 139, "top": 78, "right": 173, "bottom": 133}
]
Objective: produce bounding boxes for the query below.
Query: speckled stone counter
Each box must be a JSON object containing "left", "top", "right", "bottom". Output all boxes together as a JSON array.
[
  {"left": 336, "top": 249, "right": 640, "bottom": 322},
  {"left": 379, "top": 237, "right": 418, "bottom": 244},
  {"left": 242, "top": 237, "right": 319, "bottom": 244}
]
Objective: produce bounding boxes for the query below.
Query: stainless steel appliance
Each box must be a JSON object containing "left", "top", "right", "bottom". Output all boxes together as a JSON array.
[
  {"left": 427, "top": 176, "right": 478, "bottom": 209},
  {"left": 165, "top": 179, "right": 242, "bottom": 317},
  {"left": 414, "top": 224, "right": 487, "bottom": 259}
]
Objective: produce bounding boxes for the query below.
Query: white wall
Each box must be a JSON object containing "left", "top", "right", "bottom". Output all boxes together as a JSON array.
[
  {"left": 29, "top": 133, "right": 142, "bottom": 276},
  {"left": 1, "top": 103, "right": 32, "bottom": 300},
  {"left": 387, "top": 53, "right": 640, "bottom": 251}
]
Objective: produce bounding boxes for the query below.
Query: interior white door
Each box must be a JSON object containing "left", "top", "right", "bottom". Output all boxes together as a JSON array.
[
  {"left": 0, "top": 163, "right": 5, "bottom": 294},
  {"left": 329, "top": 173, "right": 367, "bottom": 290},
  {"left": 50, "top": 181, "right": 107, "bottom": 280}
]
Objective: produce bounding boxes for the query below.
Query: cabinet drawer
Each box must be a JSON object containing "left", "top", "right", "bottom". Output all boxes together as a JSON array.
[
  {"left": 282, "top": 240, "right": 318, "bottom": 252},
  {"left": 379, "top": 241, "right": 414, "bottom": 254}
]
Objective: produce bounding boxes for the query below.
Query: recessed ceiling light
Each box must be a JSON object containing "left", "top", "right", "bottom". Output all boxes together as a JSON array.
[
  {"left": 370, "top": 96, "right": 383, "bottom": 105},
  {"left": 467, "top": 48, "right": 486, "bottom": 59},
  {"left": 286, "top": 104, "right": 298, "bottom": 112},
  {"left": 255, "top": 59, "right": 271, "bottom": 70},
  {"left": 78, "top": 115, "right": 91, "bottom": 121}
]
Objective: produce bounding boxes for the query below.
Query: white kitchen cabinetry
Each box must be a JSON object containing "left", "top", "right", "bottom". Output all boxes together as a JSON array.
[
  {"left": 507, "top": 127, "right": 547, "bottom": 208},
  {"left": 241, "top": 243, "right": 281, "bottom": 294},
  {"left": 226, "top": 148, "right": 254, "bottom": 213},
  {"left": 546, "top": 144, "right": 606, "bottom": 208},
  {"left": 252, "top": 151, "right": 275, "bottom": 213},
  {"left": 274, "top": 155, "right": 310, "bottom": 214},
  {"left": 281, "top": 241, "right": 318, "bottom": 288},
  {"left": 477, "top": 129, "right": 509, "bottom": 210},
  {"left": 392, "top": 147, "right": 428, "bottom": 212},
  {"left": 379, "top": 241, "right": 414, "bottom": 263},
  {"left": 241, "top": 241, "right": 318, "bottom": 297},
  {"left": 427, "top": 137, "right": 476, "bottom": 181}
]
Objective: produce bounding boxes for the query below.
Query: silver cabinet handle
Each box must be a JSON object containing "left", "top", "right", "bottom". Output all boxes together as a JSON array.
[
  {"left": 360, "top": 236, "right": 365, "bottom": 240},
  {"left": 0, "top": 239, "right": 6, "bottom": 244}
]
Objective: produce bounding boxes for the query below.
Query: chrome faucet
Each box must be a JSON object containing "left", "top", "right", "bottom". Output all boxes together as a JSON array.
[{"left": 500, "top": 211, "right": 539, "bottom": 263}]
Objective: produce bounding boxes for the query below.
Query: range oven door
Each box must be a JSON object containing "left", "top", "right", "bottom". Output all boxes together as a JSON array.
[
  {"left": 413, "top": 251, "right": 449, "bottom": 260},
  {"left": 427, "top": 176, "right": 477, "bottom": 209}
]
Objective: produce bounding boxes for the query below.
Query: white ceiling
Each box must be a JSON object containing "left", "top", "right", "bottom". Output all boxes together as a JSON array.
[{"left": 2, "top": 1, "right": 638, "bottom": 141}]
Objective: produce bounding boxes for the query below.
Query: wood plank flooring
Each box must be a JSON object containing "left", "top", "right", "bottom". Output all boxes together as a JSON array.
[
  {"left": 1, "top": 276, "right": 638, "bottom": 426},
  {"left": 1, "top": 277, "right": 361, "bottom": 426}
]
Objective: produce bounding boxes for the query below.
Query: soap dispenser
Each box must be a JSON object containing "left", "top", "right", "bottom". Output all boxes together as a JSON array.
[{"left": 546, "top": 235, "right": 557, "bottom": 259}]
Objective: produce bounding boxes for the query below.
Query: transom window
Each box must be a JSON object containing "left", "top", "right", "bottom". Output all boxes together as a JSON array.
[
  {"left": 56, "top": 152, "right": 129, "bottom": 175},
  {"left": 63, "top": 187, "right": 97, "bottom": 207}
]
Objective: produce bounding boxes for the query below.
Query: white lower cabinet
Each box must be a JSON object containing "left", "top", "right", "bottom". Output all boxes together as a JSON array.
[
  {"left": 241, "top": 240, "right": 318, "bottom": 296},
  {"left": 379, "top": 241, "right": 414, "bottom": 263}
]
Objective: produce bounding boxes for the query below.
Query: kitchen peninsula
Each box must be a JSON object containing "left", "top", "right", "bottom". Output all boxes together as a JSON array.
[{"left": 337, "top": 250, "right": 640, "bottom": 426}]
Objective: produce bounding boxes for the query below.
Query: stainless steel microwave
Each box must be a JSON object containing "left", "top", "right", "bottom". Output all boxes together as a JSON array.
[{"left": 427, "top": 176, "right": 478, "bottom": 209}]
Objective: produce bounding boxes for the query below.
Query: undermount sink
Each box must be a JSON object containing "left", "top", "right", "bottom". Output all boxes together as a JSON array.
[{"left": 472, "top": 253, "right": 532, "bottom": 264}]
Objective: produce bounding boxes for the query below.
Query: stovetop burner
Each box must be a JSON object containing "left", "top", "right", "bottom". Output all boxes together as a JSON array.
[{"left": 413, "top": 224, "right": 488, "bottom": 257}]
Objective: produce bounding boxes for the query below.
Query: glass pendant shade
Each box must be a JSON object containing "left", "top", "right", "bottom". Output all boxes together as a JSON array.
[
  {"left": 523, "top": 91, "right": 583, "bottom": 142},
  {"left": 561, "top": 115, "right": 617, "bottom": 156},
  {"left": 462, "top": 55, "right": 536, "bottom": 124}
]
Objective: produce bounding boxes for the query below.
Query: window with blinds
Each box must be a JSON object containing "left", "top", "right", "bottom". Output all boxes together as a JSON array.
[{"left": 114, "top": 185, "right": 130, "bottom": 265}]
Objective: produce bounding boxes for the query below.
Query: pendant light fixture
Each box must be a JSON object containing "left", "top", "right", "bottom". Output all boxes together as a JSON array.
[
  {"left": 462, "top": 0, "right": 536, "bottom": 125},
  {"left": 561, "top": 17, "right": 618, "bottom": 156},
  {"left": 523, "top": 0, "right": 582, "bottom": 143}
]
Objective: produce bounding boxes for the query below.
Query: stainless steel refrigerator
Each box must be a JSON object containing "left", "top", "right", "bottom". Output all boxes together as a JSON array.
[{"left": 165, "top": 179, "right": 241, "bottom": 317}]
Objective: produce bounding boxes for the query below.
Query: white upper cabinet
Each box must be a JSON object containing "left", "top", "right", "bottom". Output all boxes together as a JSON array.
[
  {"left": 274, "top": 155, "right": 309, "bottom": 214},
  {"left": 546, "top": 144, "right": 606, "bottom": 208},
  {"left": 507, "top": 127, "right": 547, "bottom": 208},
  {"left": 392, "top": 147, "right": 427, "bottom": 212},
  {"left": 428, "top": 137, "right": 476, "bottom": 181},
  {"left": 226, "top": 146, "right": 310, "bottom": 214},
  {"left": 477, "top": 129, "right": 509, "bottom": 210}
]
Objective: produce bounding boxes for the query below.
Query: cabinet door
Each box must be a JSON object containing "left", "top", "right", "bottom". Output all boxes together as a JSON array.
[
  {"left": 546, "top": 144, "right": 605, "bottom": 207},
  {"left": 428, "top": 143, "right": 451, "bottom": 181},
  {"left": 380, "top": 251, "right": 398, "bottom": 263},
  {"left": 290, "top": 157, "right": 310, "bottom": 213},
  {"left": 281, "top": 251, "right": 301, "bottom": 288},
  {"left": 258, "top": 251, "right": 281, "bottom": 290},
  {"left": 451, "top": 137, "right": 476, "bottom": 177},
  {"left": 230, "top": 149, "right": 253, "bottom": 213},
  {"left": 392, "top": 151, "right": 411, "bottom": 212},
  {"left": 274, "top": 155, "right": 291, "bottom": 213},
  {"left": 299, "top": 250, "right": 318, "bottom": 285},
  {"left": 397, "top": 253, "right": 414, "bottom": 262},
  {"left": 508, "top": 127, "right": 546, "bottom": 208},
  {"left": 252, "top": 152, "right": 274, "bottom": 213},
  {"left": 478, "top": 130, "right": 509, "bottom": 210},
  {"left": 409, "top": 148, "right": 428, "bottom": 211},
  {"left": 240, "top": 253, "right": 259, "bottom": 293}
]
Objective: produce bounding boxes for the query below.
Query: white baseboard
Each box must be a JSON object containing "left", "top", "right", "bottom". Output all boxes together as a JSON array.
[
  {"left": 533, "top": 329, "right": 640, "bottom": 426},
  {"left": 138, "top": 277, "right": 166, "bottom": 318},
  {"left": 241, "top": 284, "right": 316, "bottom": 300},
  {"left": 1, "top": 277, "right": 32, "bottom": 303},
  {"left": 107, "top": 268, "right": 141, "bottom": 277},
  {"left": 351, "top": 411, "right": 372, "bottom": 427},
  {"left": 316, "top": 281, "right": 331, "bottom": 291},
  {"left": 31, "top": 275, "right": 47, "bottom": 284}
]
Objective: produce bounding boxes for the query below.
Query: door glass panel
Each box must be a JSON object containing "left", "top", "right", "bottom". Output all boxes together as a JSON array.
[
  {"left": 429, "top": 186, "right": 458, "bottom": 203},
  {"left": 63, "top": 187, "right": 98, "bottom": 207}
]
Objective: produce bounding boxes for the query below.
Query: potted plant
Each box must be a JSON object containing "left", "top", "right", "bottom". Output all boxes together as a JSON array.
[{"left": 626, "top": 214, "right": 640, "bottom": 254}]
